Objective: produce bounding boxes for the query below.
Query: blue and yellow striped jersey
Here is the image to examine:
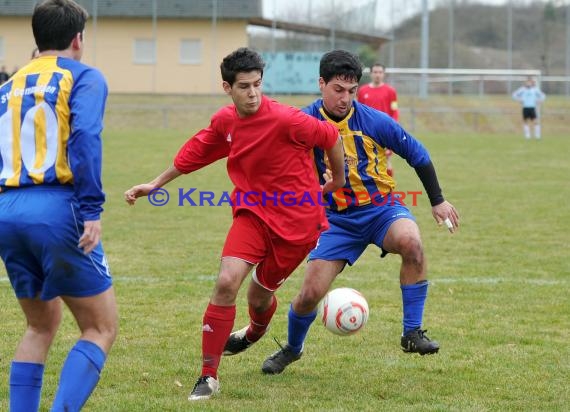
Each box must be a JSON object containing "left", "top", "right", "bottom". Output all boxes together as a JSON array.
[
  {"left": 0, "top": 56, "right": 107, "bottom": 220},
  {"left": 304, "top": 99, "right": 431, "bottom": 211}
]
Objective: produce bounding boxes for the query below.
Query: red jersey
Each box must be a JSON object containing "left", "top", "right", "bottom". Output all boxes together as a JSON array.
[
  {"left": 174, "top": 95, "right": 339, "bottom": 244},
  {"left": 357, "top": 83, "right": 399, "bottom": 121}
]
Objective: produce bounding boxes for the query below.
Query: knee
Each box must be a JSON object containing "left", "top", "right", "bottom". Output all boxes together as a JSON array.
[
  {"left": 213, "top": 272, "right": 241, "bottom": 304},
  {"left": 88, "top": 317, "right": 118, "bottom": 352},
  {"left": 95, "top": 315, "right": 119, "bottom": 348},
  {"left": 27, "top": 307, "right": 62, "bottom": 343},
  {"left": 398, "top": 235, "right": 424, "bottom": 265},
  {"left": 105, "top": 318, "right": 119, "bottom": 345},
  {"left": 29, "top": 318, "right": 60, "bottom": 343},
  {"left": 247, "top": 289, "right": 273, "bottom": 313},
  {"left": 295, "top": 285, "right": 326, "bottom": 313}
]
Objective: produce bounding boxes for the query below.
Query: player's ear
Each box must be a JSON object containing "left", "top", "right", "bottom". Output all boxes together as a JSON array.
[
  {"left": 222, "top": 81, "right": 232, "bottom": 95},
  {"left": 71, "top": 32, "right": 83, "bottom": 50}
]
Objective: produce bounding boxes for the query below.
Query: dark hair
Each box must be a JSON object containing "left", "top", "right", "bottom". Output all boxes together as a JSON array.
[
  {"left": 371, "top": 63, "right": 386, "bottom": 71},
  {"left": 220, "top": 47, "right": 265, "bottom": 86},
  {"left": 320, "top": 50, "right": 363, "bottom": 83},
  {"left": 32, "top": 0, "right": 88, "bottom": 52}
]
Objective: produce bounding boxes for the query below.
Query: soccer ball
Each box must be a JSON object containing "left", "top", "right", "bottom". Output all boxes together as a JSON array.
[{"left": 318, "top": 287, "right": 369, "bottom": 336}]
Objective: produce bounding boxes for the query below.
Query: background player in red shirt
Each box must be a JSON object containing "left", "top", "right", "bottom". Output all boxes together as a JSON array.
[
  {"left": 124, "top": 47, "right": 345, "bottom": 401},
  {"left": 357, "top": 63, "right": 399, "bottom": 177}
]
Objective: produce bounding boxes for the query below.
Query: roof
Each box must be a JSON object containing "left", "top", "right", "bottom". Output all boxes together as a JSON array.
[
  {"left": 249, "top": 18, "right": 389, "bottom": 48},
  {"left": 0, "top": 0, "right": 263, "bottom": 19}
]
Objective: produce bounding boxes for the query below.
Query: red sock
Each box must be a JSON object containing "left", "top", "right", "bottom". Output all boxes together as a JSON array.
[
  {"left": 246, "top": 295, "right": 277, "bottom": 342},
  {"left": 201, "top": 303, "right": 236, "bottom": 379}
]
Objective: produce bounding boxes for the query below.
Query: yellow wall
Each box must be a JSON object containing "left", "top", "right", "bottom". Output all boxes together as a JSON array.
[
  {"left": 0, "top": 17, "right": 249, "bottom": 94},
  {"left": 0, "top": 17, "right": 35, "bottom": 75}
]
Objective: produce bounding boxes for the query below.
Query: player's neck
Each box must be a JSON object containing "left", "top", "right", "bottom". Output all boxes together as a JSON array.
[
  {"left": 38, "top": 49, "right": 77, "bottom": 60},
  {"left": 322, "top": 105, "right": 347, "bottom": 123},
  {"left": 370, "top": 82, "right": 384, "bottom": 88}
]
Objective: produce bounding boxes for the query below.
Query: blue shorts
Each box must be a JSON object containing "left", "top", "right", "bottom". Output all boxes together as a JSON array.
[
  {"left": 309, "top": 197, "right": 415, "bottom": 265},
  {"left": 0, "top": 186, "right": 112, "bottom": 300}
]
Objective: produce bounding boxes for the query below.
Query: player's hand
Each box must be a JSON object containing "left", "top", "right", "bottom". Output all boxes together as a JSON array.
[
  {"left": 321, "top": 168, "right": 343, "bottom": 195},
  {"left": 124, "top": 184, "right": 155, "bottom": 205},
  {"left": 78, "top": 220, "right": 101, "bottom": 254},
  {"left": 432, "top": 201, "right": 459, "bottom": 234}
]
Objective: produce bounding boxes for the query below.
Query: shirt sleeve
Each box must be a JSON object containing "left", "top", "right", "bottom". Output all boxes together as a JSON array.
[
  {"left": 174, "top": 113, "right": 230, "bottom": 173},
  {"left": 512, "top": 88, "right": 522, "bottom": 101},
  {"left": 288, "top": 107, "right": 338, "bottom": 150},
  {"left": 67, "top": 68, "right": 107, "bottom": 221},
  {"left": 390, "top": 88, "right": 399, "bottom": 122}
]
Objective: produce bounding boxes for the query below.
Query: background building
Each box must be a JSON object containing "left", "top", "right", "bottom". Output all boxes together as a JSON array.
[{"left": 0, "top": 0, "right": 263, "bottom": 94}]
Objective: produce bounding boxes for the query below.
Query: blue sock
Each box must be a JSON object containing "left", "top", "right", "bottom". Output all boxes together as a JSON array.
[
  {"left": 10, "top": 361, "right": 44, "bottom": 412},
  {"left": 51, "top": 340, "right": 106, "bottom": 412},
  {"left": 287, "top": 305, "right": 317, "bottom": 354},
  {"left": 401, "top": 280, "right": 428, "bottom": 335}
]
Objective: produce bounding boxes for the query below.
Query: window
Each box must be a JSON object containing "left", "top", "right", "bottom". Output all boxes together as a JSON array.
[
  {"left": 180, "top": 39, "right": 201, "bottom": 65},
  {"left": 133, "top": 39, "right": 156, "bottom": 64}
]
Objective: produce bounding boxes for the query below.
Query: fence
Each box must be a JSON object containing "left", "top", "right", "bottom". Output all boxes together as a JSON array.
[{"left": 104, "top": 99, "right": 569, "bottom": 135}]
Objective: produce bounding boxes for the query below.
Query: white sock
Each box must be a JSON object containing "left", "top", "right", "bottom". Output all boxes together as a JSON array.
[
  {"left": 534, "top": 125, "right": 541, "bottom": 139},
  {"left": 524, "top": 125, "right": 531, "bottom": 139}
]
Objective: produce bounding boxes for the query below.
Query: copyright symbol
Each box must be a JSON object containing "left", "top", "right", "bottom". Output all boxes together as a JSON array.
[{"left": 148, "top": 188, "right": 169, "bottom": 206}]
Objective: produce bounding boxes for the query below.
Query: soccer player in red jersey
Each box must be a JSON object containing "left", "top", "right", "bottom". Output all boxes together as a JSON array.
[
  {"left": 357, "top": 63, "right": 399, "bottom": 176},
  {"left": 124, "top": 47, "right": 345, "bottom": 401}
]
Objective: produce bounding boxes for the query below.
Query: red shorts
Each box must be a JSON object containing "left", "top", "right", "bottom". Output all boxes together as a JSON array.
[{"left": 222, "top": 211, "right": 316, "bottom": 291}]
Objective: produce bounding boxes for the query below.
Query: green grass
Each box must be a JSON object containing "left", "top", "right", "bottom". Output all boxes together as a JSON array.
[{"left": 1, "top": 100, "right": 569, "bottom": 411}]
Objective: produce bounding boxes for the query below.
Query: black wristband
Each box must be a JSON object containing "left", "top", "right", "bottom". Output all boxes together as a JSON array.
[{"left": 415, "top": 161, "right": 444, "bottom": 206}]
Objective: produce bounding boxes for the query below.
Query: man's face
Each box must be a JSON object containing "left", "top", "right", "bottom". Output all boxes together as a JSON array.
[
  {"left": 370, "top": 65, "right": 385, "bottom": 85},
  {"left": 319, "top": 75, "right": 359, "bottom": 118},
  {"left": 223, "top": 71, "right": 262, "bottom": 118}
]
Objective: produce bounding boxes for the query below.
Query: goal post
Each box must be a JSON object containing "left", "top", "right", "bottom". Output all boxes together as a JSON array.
[{"left": 373, "top": 68, "right": 543, "bottom": 96}]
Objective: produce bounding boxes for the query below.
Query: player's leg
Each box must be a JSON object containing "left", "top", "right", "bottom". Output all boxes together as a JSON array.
[
  {"left": 223, "top": 279, "right": 276, "bottom": 356},
  {"left": 10, "top": 297, "right": 62, "bottom": 412},
  {"left": 261, "top": 259, "right": 345, "bottom": 375},
  {"left": 0, "top": 189, "right": 61, "bottom": 412},
  {"left": 224, "top": 234, "right": 316, "bottom": 356},
  {"left": 262, "top": 211, "right": 366, "bottom": 374},
  {"left": 190, "top": 211, "right": 259, "bottom": 400},
  {"left": 51, "top": 287, "right": 118, "bottom": 411},
  {"left": 190, "top": 257, "right": 252, "bottom": 399},
  {"left": 522, "top": 109, "right": 531, "bottom": 139},
  {"left": 530, "top": 109, "right": 541, "bottom": 139},
  {"left": 381, "top": 217, "right": 439, "bottom": 355}
]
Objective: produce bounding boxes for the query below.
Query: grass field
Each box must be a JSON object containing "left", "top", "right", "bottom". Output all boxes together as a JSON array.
[{"left": 1, "top": 96, "right": 569, "bottom": 411}]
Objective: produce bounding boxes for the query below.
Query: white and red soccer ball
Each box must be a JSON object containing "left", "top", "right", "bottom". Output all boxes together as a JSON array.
[{"left": 318, "top": 287, "right": 369, "bottom": 336}]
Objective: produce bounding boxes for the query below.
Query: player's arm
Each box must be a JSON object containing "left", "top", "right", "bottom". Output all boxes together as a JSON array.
[
  {"left": 390, "top": 88, "right": 399, "bottom": 122},
  {"left": 124, "top": 165, "right": 182, "bottom": 205},
  {"left": 125, "top": 115, "right": 229, "bottom": 205},
  {"left": 322, "top": 137, "right": 345, "bottom": 194},
  {"left": 512, "top": 87, "right": 522, "bottom": 101},
  {"left": 67, "top": 69, "right": 107, "bottom": 253},
  {"left": 372, "top": 117, "right": 459, "bottom": 232},
  {"left": 414, "top": 162, "right": 459, "bottom": 232}
]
